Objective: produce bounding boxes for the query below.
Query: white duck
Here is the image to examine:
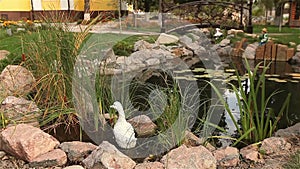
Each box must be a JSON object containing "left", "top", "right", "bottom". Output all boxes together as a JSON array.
[
  {"left": 110, "top": 101, "right": 137, "bottom": 149},
  {"left": 213, "top": 28, "right": 223, "bottom": 39}
]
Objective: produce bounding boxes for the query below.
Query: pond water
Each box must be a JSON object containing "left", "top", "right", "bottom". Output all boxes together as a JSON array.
[
  {"left": 49, "top": 55, "right": 300, "bottom": 150},
  {"left": 220, "top": 57, "right": 300, "bottom": 129}
]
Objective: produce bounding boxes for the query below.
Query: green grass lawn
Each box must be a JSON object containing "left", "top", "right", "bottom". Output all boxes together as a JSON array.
[
  {"left": 252, "top": 25, "right": 300, "bottom": 46},
  {"left": 0, "top": 29, "right": 24, "bottom": 70},
  {"left": 253, "top": 25, "right": 300, "bottom": 34},
  {"left": 0, "top": 29, "right": 136, "bottom": 71}
]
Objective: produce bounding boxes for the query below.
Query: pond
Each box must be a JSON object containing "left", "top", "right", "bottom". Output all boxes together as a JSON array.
[
  {"left": 49, "top": 52, "right": 300, "bottom": 158},
  {"left": 107, "top": 55, "right": 300, "bottom": 148}
]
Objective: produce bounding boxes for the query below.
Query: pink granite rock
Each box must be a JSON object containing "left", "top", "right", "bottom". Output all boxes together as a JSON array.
[{"left": 0, "top": 124, "right": 59, "bottom": 162}]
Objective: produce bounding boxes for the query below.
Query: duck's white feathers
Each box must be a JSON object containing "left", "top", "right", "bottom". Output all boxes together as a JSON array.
[{"left": 110, "top": 101, "right": 137, "bottom": 149}]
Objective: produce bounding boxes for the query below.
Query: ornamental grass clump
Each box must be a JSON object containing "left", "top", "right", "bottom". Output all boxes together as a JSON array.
[
  {"left": 21, "top": 13, "right": 102, "bottom": 128},
  {"left": 210, "top": 59, "right": 291, "bottom": 146}
]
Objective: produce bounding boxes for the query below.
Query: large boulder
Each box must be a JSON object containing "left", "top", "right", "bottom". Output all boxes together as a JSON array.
[
  {"left": 275, "top": 122, "right": 300, "bottom": 138},
  {"left": 0, "top": 65, "right": 36, "bottom": 96},
  {"left": 161, "top": 144, "right": 217, "bottom": 169},
  {"left": 135, "top": 162, "right": 164, "bottom": 169},
  {"left": 0, "top": 124, "right": 59, "bottom": 162},
  {"left": 156, "top": 33, "right": 179, "bottom": 45},
  {"left": 59, "top": 141, "right": 97, "bottom": 162},
  {"left": 213, "top": 146, "right": 240, "bottom": 167},
  {"left": 134, "top": 40, "right": 156, "bottom": 51},
  {"left": 128, "top": 115, "right": 157, "bottom": 137},
  {"left": 29, "top": 149, "right": 67, "bottom": 168},
  {"left": 1, "top": 96, "right": 40, "bottom": 126},
  {"left": 82, "top": 141, "right": 136, "bottom": 169},
  {"left": 260, "top": 137, "right": 291, "bottom": 156},
  {"left": 296, "top": 44, "right": 300, "bottom": 52},
  {"left": 242, "top": 43, "right": 259, "bottom": 60}
]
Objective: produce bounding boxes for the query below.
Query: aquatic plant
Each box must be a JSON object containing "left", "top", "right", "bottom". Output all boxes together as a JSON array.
[{"left": 209, "top": 59, "right": 291, "bottom": 146}]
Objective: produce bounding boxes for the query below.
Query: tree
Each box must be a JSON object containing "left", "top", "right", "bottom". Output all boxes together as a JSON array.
[{"left": 84, "top": 0, "right": 90, "bottom": 21}]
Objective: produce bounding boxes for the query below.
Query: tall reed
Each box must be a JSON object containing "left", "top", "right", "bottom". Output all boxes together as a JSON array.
[
  {"left": 22, "top": 13, "right": 102, "bottom": 128},
  {"left": 209, "top": 59, "right": 291, "bottom": 145}
]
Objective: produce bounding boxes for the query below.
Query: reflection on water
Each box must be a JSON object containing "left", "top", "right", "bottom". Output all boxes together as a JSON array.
[{"left": 222, "top": 57, "right": 300, "bottom": 128}]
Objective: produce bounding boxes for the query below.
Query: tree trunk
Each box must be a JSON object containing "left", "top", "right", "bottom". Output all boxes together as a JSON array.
[
  {"left": 273, "top": 2, "right": 282, "bottom": 26},
  {"left": 84, "top": 0, "right": 90, "bottom": 21}
]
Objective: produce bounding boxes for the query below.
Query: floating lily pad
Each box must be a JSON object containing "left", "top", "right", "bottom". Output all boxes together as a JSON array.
[
  {"left": 292, "top": 76, "right": 300, "bottom": 80},
  {"left": 192, "top": 68, "right": 206, "bottom": 72},
  {"left": 268, "top": 77, "right": 287, "bottom": 83},
  {"left": 185, "top": 77, "right": 197, "bottom": 81},
  {"left": 225, "top": 69, "right": 236, "bottom": 73},
  {"left": 286, "top": 73, "right": 300, "bottom": 77},
  {"left": 174, "top": 76, "right": 187, "bottom": 80},
  {"left": 194, "top": 74, "right": 213, "bottom": 79},
  {"left": 274, "top": 79, "right": 287, "bottom": 83},
  {"left": 288, "top": 79, "right": 299, "bottom": 83},
  {"left": 173, "top": 70, "right": 192, "bottom": 73}
]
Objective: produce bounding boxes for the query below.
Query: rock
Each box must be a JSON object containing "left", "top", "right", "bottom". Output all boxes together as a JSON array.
[
  {"left": 128, "top": 115, "right": 157, "bottom": 137},
  {"left": 275, "top": 122, "right": 300, "bottom": 138},
  {"left": 290, "top": 52, "right": 300, "bottom": 64},
  {"left": 0, "top": 65, "right": 36, "bottom": 96},
  {"left": 161, "top": 144, "right": 216, "bottom": 169},
  {"left": 213, "top": 146, "right": 239, "bottom": 167},
  {"left": 102, "top": 48, "right": 116, "bottom": 63},
  {"left": 289, "top": 42, "right": 296, "bottom": 46},
  {"left": 145, "top": 58, "right": 160, "bottom": 66},
  {"left": 0, "top": 50, "right": 10, "bottom": 60},
  {"left": 179, "top": 35, "right": 193, "bottom": 46},
  {"left": 188, "top": 33, "right": 200, "bottom": 41},
  {"left": 29, "top": 149, "right": 67, "bottom": 168},
  {"left": 82, "top": 141, "right": 136, "bottom": 169},
  {"left": 276, "top": 44, "right": 288, "bottom": 61},
  {"left": 135, "top": 162, "right": 164, "bottom": 169},
  {"left": 156, "top": 33, "right": 179, "bottom": 45},
  {"left": 63, "top": 165, "right": 85, "bottom": 169},
  {"left": 260, "top": 137, "right": 291, "bottom": 156},
  {"left": 182, "top": 130, "right": 204, "bottom": 147},
  {"left": 194, "top": 46, "right": 208, "bottom": 57},
  {"left": 242, "top": 43, "right": 258, "bottom": 59},
  {"left": 0, "top": 150, "right": 6, "bottom": 158},
  {"left": 227, "top": 29, "right": 244, "bottom": 35},
  {"left": 16, "top": 28, "right": 26, "bottom": 32},
  {"left": 297, "top": 44, "right": 300, "bottom": 52},
  {"left": 219, "top": 39, "right": 230, "bottom": 47},
  {"left": 217, "top": 46, "right": 232, "bottom": 56},
  {"left": 240, "top": 144, "right": 262, "bottom": 162},
  {"left": 0, "top": 124, "right": 59, "bottom": 162},
  {"left": 134, "top": 40, "right": 154, "bottom": 51},
  {"left": 1, "top": 96, "right": 40, "bottom": 126},
  {"left": 59, "top": 141, "right": 97, "bottom": 162}
]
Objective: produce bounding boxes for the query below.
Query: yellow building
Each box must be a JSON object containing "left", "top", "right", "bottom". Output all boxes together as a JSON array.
[{"left": 0, "top": 0, "right": 118, "bottom": 20}]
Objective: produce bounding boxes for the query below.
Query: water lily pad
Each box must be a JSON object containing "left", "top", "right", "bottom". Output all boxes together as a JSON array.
[
  {"left": 288, "top": 79, "right": 299, "bottom": 83},
  {"left": 268, "top": 78, "right": 287, "bottom": 83},
  {"left": 192, "top": 68, "right": 206, "bottom": 72},
  {"left": 174, "top": 76, "right": 187, "bottom": 80},
  {"left": 185, "top": 77, "right": 197, "bottom": 81},
  {"left": 225, "top": 69, "right": 236, "bottom": 73},
  {"left": 274, "top": 79, "right": 287, "bottom": 83},
  {"left": 286, "top": 73, "right": 300, "bottom": 77},
  {"left": 173, "top": 70, "right": 192, "bottom": 73},
  {"left": 292, "top": 76, "right": 300, "bottom": 80},
  {"left": 194, "top": 74, "right": 213, "bottom": 78}
]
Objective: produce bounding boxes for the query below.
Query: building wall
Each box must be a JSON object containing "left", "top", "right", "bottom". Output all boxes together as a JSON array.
[
  {"left": 0, "top": 0, "right": 118, "bottom": 20},
  {"left": 0, "top": 11, "right": 31, "bottom": 20},
  {"left": 290, "top": 1, "right": 300, "bottom": 27}
]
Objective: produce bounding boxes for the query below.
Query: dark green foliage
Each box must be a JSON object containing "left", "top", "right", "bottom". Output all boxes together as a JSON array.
[{"left": 112, "top": 35, "right": 158, "bottom": 56}]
